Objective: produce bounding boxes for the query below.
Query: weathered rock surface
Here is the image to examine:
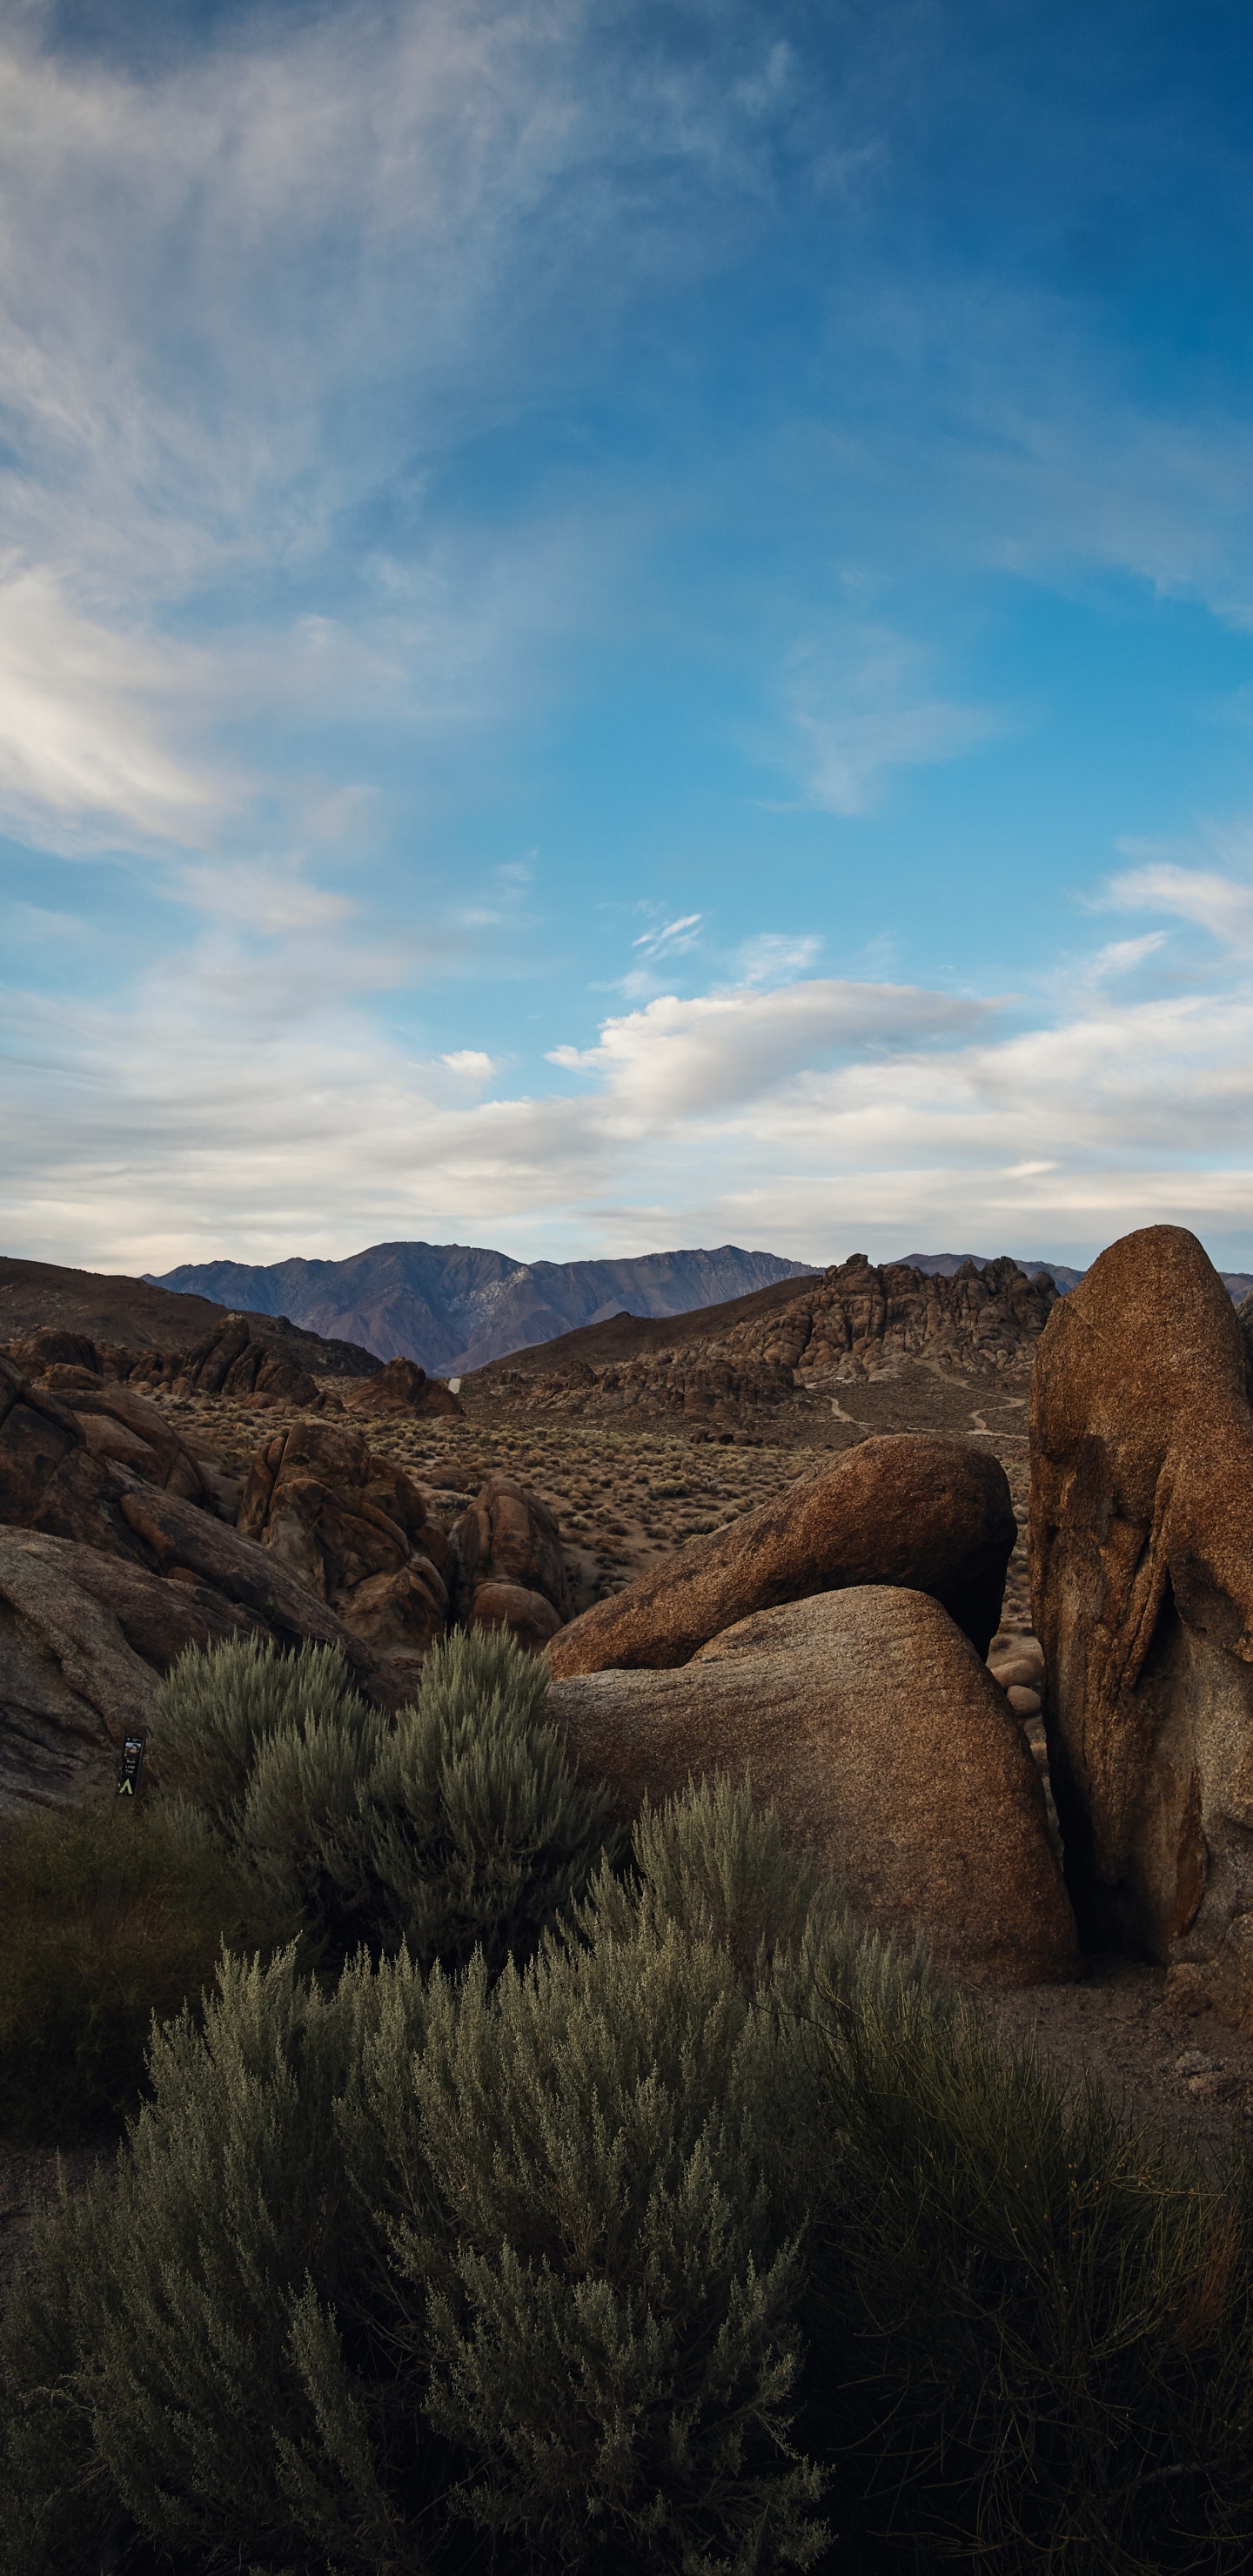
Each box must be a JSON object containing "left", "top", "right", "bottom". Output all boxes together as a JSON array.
[
  {"left": 344, "top": 1355, "right": 463, "bottom": 1417},
  {"left": 474, "top": 1253, "right": 1059, "bottom": 1429},
  {"left": 448, "top": 1472, "right": 574, "bottom": 1653},
  {"left": 0, "top": 1365, "right": 398, "bottom": 1808},
  {"left": 549, "top": 1585, "right": 1077, "bottom": 1983},
  {"left": 1031, "top": 1224, "right": 1253, "bottom": 2029},
  {"left": 0, "top": 1357, "right": 146, "bottom": 1557},
  {"left": 127, "top": 1314, "right": 325, "bottom": 1408},
  {"left": 548, "top": 1432, "right": 1015, "bottom": 1675},
  {"left": 238, "top": 1419, "right": 449, "bottom": 1661},
  {"left": 0, "top": 1521, "right": 379, "bottom": 1817}
]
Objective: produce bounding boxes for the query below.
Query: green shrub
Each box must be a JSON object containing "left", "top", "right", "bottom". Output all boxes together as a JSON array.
[
  {"left": 154, "top": 1627, "right": 621, "bottom": 1975},
  {"left": 0, "top": 1781, "right": 833, "bottom": 2576},
  {"left": 325, "top": 1625, "right": 624, "bottom": 1972},
  {"left": 10, "top": 1757, "right": 1253, "bottom": 2576},
  {"left": 148, "top": 1632, "right": 377, "bottom": 1833},
  {"left": 0, "top": 1798, "right": 283, "bottom": 2137},
  {"left": 0, "top": 1947, "right": 409, "bottom": 2576},
  {"left": 801, "top": 1972, "right": 1253, "bottom": 2572}
]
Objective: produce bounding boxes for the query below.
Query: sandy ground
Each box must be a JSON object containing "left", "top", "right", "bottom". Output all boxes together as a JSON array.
[{"left": 975, "top": 1955, "right": 1253, "bottom": 2172}]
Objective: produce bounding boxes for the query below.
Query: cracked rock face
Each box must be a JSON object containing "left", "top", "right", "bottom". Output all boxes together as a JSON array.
[
  {"left": 1031, "top": 1224, "right": 1253, "bottom": 2031},
  {"left": 549, "top": 1585, "right": 1077, "bottom": 1985},
  {"left": 0, "top": 1365, "right": 391, "bottom": 1814},
  {"left": 446, "top": 1472, "right": 574, "bottom": 1654},
  {"left": 238, "top": 1419, "right": 449, "bottom": 1663}
]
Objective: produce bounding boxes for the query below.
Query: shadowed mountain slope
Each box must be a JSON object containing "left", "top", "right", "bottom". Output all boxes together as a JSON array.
[
  {"left": 0, "top": 1257, "right": 377, "bottom": 1377},
  {"left": 150, "top": 1241, "right": 818, "bottom": 1373}
]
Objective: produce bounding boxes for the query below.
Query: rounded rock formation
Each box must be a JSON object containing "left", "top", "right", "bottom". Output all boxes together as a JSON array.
[
  {"left": 1031, "top": 1224, "right": 1253, "bottom": 2028},
  {"left": 547, "top": 1432, "right": 1016, "bottom": 1676},
  {"left": 548, "top": 1585, "right": 1077, "bottom": 1984}
]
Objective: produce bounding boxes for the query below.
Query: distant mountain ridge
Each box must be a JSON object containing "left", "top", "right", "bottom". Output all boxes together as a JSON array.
[
  {"left": 902, "top": 1253, "right": 1253, "bottom": 1301},
  {"left": 146, "top": 1238, "right": 1253, "bottom": 1377},
  {"left": 149, "top": 1241, "right": 820, "bottom": 1374},
  {"left": 902, "top": 1252, "right": 1089, "bottom": 1292}
]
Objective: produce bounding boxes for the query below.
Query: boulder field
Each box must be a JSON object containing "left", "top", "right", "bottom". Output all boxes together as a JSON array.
[{"left": 22, "top": 1223, "right": 1253, "bottom": 2025}]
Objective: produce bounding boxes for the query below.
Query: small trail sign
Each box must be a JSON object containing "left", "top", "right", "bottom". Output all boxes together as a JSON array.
[{"left": 117, "top": 1734, "right": 146, "bottom": 1798}]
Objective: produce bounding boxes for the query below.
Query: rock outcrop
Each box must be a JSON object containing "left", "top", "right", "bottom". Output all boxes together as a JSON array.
[
  {"left": 0, "top": 1361, "right": 394, "bottom": 1810},
  {"left": 0, "top": 1528, "right": 284, "bottom": 1815},
  {"left": 448, "top": 1472, "right": 574, "bottom": 1653},
  {"left": 344, "top": 1356, "right": 463, "bottom": 1417},
  {"left": 238, "top": 1419, "right": 449, "bottom": 1663},
  {"left": 1031, "top": 1224, "right": 1253, "bottom": 2029},
  {"left": 0, "top": 1506, "right": 385, "bottom": 1819},
  {"left": 549, "top": 1586, "right": 1077, "bottom": 1983},
  {"left": 475, "top": 1254, "right": 1059, "bottom": 1430},
  {"left": 0, "top": 1355, "right": 153, "bottom": 1557},
  {"left": 126, "top": 1314, "right": 325, "bottom": 1408},
  {"left": 548, "top": 1432, "right": 1015, "bottom": 1675}
]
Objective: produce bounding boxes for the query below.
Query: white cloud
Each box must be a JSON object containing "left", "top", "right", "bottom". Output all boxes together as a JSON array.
[
  {"left": 440, "top": 1050, "right": 503, "bottom": 1081},
  {"left": 736, "top": 931, "right": 822, "bottom": 985},
  {"left": 6, "top": 935, "right": 1253, "bottom": 1272},
  {"left": 552, "top": 975, "right": 992, "bottom": 1126},
  {"left": 1104, "top": 859, "right": 1253, "bottom": 956},
  {"left": 632, "top": 913, "right": 703, "bottom": 960},
  {"left": 0, "top": 570, "right": 224, "bottom": 849}
]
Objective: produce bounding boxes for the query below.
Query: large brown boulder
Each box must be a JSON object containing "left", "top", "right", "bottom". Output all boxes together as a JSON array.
[
  {"left": 0, "top": 1525, "right": 364, "bottom": 1818},
  {"left": 238, "top": 1419, "right": 448, "bottom": 1661},
  {"left": 4, "top": 1327, "right": 103, "bottom": 1379},
  {"left": 1031, "top": 1224, "right": 1253, "bottom": 2027},
  {"left": 65, "top": 1383, "right": 216, "bottom": 1505},
  {"left": 548, "top": 1432, "right": 1015, "bottom": 1677},
  {"left": 448, "top": 1472, "right": 574, "bottom": 1653},
  {"left": 549, "top": 1585, "right": 1077, "bottom": 1983}
]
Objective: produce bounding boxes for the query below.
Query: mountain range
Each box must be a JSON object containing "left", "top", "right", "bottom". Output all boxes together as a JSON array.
[
  {"left": 144, "top": 1238, "right": 1253, "bottom": 1375},
  {"left": 149, "top": 1242, "right": 819, "bottom": 1376}
]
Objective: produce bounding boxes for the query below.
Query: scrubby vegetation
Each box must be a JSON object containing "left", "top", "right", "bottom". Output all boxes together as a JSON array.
[
  {"left": 3, "top": 1633, "right": 1253, "bottom": 2572},
  {"left": 0, "top": 1796, "right": 279, "bottom": 2135}
]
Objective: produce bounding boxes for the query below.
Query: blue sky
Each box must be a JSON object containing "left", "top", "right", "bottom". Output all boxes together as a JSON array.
[{"left": 4, "top": 0, "right": 1253, "bottom": 1274}]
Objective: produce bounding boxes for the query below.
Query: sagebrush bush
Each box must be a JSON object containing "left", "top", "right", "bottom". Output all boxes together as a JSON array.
[
  {"left": 801, "top": 1971, "right": 1253, "bottom": 2572},
  {"left": 8, "top": 1749, "right": 1253, "bottom": 2576},
  {"left": 326, "top": 1625, "right": 624, "bottom": 1972},
  {"left": 154, "top": 1627, "right": 621, "bottom": 1972},
  {"left": 148, "top": 1632, "right": 379, "bottom": 1834},
  {"left": 0, "top": 1799, "right": 283, "bottom": 2137},
  {"left": 0, "top": 1780, "right": 833, "bottom": 2576}
]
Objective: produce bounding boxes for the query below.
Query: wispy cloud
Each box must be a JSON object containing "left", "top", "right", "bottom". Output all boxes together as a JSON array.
[
  {"left": 1104, "top": 855, "right": 1253, "bottom": 956},
  {"left": 781, "top": 627, "right": 999, "bottom": 813},
  {"left": 736, "top": 931, "right": 822, "bottom": 985}
]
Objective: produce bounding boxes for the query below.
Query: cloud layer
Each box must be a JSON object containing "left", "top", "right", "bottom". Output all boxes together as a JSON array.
[{"left": 6, "top": 849, "right": 1253, "bottom": 1271}]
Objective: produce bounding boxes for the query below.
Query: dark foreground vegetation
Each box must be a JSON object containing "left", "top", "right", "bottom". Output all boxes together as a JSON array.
[{"left": 3, "top": 1636, "right": 1253, "bottom": 2573}]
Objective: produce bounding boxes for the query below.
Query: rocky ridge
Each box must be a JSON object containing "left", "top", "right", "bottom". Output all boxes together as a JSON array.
[
  {"left": 474, "top": 1251, "right": 1061, "bottom": 1430},
  {"left": 0, "top": 1258, "right": 379, "bottom": 1379}
]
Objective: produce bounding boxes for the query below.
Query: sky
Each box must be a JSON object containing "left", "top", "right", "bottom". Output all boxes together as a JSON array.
[{"left": 4, "top": 0, "right": 1253, "bottom": 1277}]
